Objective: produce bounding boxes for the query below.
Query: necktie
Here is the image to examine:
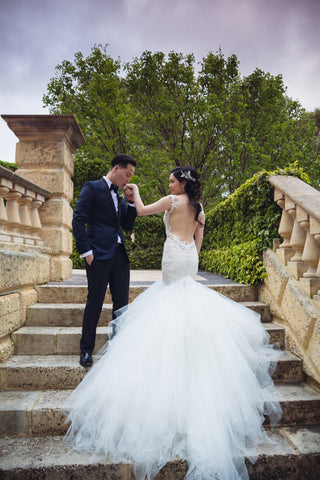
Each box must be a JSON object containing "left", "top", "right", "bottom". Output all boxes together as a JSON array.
[{"left": 110, "top": 183, "right": 118, "bottom": 193}]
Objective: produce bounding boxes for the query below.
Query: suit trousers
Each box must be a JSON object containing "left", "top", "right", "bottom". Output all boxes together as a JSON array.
[{"left": 80, "top": 244, "right": 130, "bottom": 354}]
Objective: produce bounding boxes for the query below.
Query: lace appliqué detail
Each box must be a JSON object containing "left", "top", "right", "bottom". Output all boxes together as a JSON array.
[
  {"left": 164, "top": 195, "right": 180, "bottom": 234},
  {"left": 163, "top": 195, "right": 195, "bottom": 254},
  {"left": 167, "top": 234, "right": 195, "bottom": 255}
]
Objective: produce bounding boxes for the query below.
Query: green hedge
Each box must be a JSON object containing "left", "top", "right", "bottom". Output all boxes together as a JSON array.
[
  {"left": 200, "top": 240, "right": 268, "bottom": 285},
  {"left": 123, "top": 216, "right": 165, "bottom": 269},
  {"left": 199, "top": 162, "right": 310, "bottom": 285}
]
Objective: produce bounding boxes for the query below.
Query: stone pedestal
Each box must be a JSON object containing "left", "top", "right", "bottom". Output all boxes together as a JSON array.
[
  {"left": 287, "top": 260, "right": 308, "bottom": 280},
  {"left": 299, "top": 277, "right": 320, "bottom": 298},
  {"left": 2, "top": 115, "right": 85, "bottom": 281},
  {"left": 276, "top": 247, "right": 295, "bottom": 265}
]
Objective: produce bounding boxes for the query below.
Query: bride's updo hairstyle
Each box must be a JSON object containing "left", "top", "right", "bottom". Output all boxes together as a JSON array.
[{"left": 171, "top": 166, "right": 203, "bottom": 222}]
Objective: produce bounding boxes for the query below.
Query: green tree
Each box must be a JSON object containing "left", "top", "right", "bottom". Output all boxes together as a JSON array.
[
  {"left": 43, "top": 45, "right": 320, "bottom": 208},
  {"left": 125, "top": 49, "right": 320, "bottom": 204},
  {"left": 43, "top": 44, "right": 136, "bottom": 196}
]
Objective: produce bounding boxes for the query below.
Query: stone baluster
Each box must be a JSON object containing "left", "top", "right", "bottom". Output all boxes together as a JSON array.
[
  {"left": 4, "top": 187, "right": 24, "bottom": 244},
  {"left": 29, "top": 196, "right": 44, "bottom": 245},
  {"left": 0, "top": 183, "right": 10, "bottom": 242},
  {"left": 296, "top": 207, "right": 320, "bottom": 297},
  {"left": 274, "top": 189, "right": 294, "bottom": 264},
  {"left": 18, "top": 192, "right": 34, "bottom": 244},
  {"left": 302, "top": 231, "right": 320, "bottom": 278},
  {"left": 287, "top": 202, "right": 307, "bottom": 279}
]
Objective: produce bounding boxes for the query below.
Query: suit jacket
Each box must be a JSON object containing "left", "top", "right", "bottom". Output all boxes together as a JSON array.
[{"left": 72, "top": 178, "right": 137, "bottom": 260}]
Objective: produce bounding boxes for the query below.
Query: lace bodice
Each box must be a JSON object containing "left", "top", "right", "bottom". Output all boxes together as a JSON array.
[
  {"left": 162, "top": 195, "right": 198, "bottom": 284},
  {"left": 163, "top": 195, "right": 181, "bottom": 235}
]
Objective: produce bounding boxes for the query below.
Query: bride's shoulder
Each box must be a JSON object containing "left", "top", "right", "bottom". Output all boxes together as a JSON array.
[{"left": 166, "top": 194, "right": 182, "bottom": 213}]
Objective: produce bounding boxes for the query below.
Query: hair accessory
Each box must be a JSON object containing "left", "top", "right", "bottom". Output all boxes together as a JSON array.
[{"left": 180, "top": 170, "right": 196, "bottom": 182}]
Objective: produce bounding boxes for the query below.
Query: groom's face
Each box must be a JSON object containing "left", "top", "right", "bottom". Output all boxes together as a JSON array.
[{"left": 113, "top": 164, "right": 135, "bottom": 188}]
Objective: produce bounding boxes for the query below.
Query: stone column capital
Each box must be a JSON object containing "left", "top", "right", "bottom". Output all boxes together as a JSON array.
[{"left": 1, "top": 114, "right": 85, "bottom": 153}]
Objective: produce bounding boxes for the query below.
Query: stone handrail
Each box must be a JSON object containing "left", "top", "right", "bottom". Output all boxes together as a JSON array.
[
  {"left": 270, "top": 175, "right": 320, "bottom": 303},
  {"left": 0, "top": 165, "right": 51, "bottom": 247}
]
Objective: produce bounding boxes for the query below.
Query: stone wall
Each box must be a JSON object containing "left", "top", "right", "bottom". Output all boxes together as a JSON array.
[{"left": 259, "top": 249, "right": 320, "bottom": 385}]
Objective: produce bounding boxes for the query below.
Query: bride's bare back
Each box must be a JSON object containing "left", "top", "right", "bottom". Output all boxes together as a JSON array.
[{"left": 165, "top": 194, "right": 204, "bottom": 243}]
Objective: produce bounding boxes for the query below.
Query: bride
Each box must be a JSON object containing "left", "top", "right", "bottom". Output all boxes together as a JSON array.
[{"left": 65, "top": 166, "right": 282, "bottom": 480}]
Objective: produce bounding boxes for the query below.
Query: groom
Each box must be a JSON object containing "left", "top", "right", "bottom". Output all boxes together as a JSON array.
[{"left": 72, "top": 154, "right": 137, "bottom": 367}]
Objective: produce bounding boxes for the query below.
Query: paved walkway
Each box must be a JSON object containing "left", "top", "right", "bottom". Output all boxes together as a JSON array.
[{"left": 49, "top": 270, "right": 235, "bottom": 286}]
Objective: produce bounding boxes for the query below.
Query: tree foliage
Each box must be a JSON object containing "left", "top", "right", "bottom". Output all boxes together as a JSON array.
[{"left": 43, "top": 44, "right": 320, "bottom": 209}]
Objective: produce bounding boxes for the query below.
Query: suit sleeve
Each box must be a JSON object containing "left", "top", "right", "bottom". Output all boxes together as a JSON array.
[
  {"left": 120, "top": 199, "right": 137, "bottom": 231},
  {"left": 72, "top": 182, "right": 95, "bottom": 255}
]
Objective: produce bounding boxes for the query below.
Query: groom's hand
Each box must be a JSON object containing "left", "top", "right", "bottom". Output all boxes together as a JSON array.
[
  {"left": 85, "top": 254, "right": 94, "bottom": 266},
  {"left": 123, "top": 185, "right": 135, "bottom": 203}
]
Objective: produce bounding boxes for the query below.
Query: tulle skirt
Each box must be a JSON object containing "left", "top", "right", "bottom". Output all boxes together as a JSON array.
[{"left": 64, "top": 276, "right": 282, "bottom": 480}]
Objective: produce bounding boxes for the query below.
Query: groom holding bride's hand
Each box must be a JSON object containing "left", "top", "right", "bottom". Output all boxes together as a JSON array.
[{"left": 72, "top": 154, "right": 137, "bottom": 367}]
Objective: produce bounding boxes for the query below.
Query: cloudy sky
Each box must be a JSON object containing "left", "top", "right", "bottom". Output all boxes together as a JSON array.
[{"left": 0, "top": 0, "right": 319, "bottom": 163}]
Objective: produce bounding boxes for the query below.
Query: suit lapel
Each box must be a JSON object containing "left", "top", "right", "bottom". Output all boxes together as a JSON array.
[
  {"left": 100, "top": 177, "right": 122, "bottom": 225},
  {"left": 100, "top": 178, "right": 118, "bottom": 219},
  {"left": 117, "top": 192, "right": 122, "bottom": 219}
]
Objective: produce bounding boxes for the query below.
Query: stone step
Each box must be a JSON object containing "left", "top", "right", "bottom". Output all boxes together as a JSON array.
[
  {"left": 26, "top": 304, "right": 112, "bottom": 327},
  {"left": 12, "top": 323, "right": 284, "bottom": 355},
  {"left": 12, "top": 326, "right": 112, "bottom": 355},
  {"left": 35, "top": 283, "right": 258, "bottom": 304},
  {"left": 25, "top": 301, "right": 271, "bottom": 327},
  {"left": 1, "top": 383, "right": 319, "bottom": 438},
  {"left": 0, "top": 351, "right": 304, "bottom": 391},
  {"left": 1, "top": 428, "right": 320, "bottom": 479}
]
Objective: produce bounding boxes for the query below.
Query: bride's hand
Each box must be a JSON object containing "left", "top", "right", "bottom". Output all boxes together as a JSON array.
[{"left": 123, "top": 184, "right": 138, "bottom": 202}]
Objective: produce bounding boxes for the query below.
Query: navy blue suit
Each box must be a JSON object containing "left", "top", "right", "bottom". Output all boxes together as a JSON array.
[{"left": 72, "top": 178, "right": 137, "bottom": 354}]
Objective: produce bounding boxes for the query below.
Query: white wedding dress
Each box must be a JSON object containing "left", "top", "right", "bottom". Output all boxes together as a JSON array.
[{"left": 65, "top": 196, "right": 282, "bottom": 480}]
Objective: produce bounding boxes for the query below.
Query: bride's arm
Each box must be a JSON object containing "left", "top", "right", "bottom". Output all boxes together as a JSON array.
[
  {"left": 125, "top": 184, "right": 171, "bottom": 216},
  {"left": 194, "top": 213, "right": 205, "bottom": 254}
]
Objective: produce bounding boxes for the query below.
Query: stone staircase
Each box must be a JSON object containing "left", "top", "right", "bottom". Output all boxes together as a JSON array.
[{"left": 1, "top": 277, "right": 320, "bottom": 479}]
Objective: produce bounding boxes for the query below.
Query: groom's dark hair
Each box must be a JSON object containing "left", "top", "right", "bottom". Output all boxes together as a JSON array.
[{"left": 111, "top": 154, "right": 136, "bottom": 169}]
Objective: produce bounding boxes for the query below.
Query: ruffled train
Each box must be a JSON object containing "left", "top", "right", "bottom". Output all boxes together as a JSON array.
[{"left": 64, "top": 276, "right": 282, "bottom": 480}]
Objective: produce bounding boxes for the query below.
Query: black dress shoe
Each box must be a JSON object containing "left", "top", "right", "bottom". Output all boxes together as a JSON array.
[{"left": 80, "top": 351, "right": 93, "bottom": 367}]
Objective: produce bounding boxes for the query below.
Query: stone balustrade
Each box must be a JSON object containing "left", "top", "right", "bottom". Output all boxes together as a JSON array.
[
  {"left": 0, "top": 165, "right": 51, "bottom": 247},
  {"left": 0, "top": 114, "right": 84, "bottom": 362},
  {"left": 270, "top": 175, "right": 320, "bottom": 302},
  {"left": 258, "top": 175, "right": 320, "bottom": 385}
]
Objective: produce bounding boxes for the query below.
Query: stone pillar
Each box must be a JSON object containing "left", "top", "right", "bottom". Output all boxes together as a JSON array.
[{"left": 2, "top": 115, "right": 85, "bottom": 281}]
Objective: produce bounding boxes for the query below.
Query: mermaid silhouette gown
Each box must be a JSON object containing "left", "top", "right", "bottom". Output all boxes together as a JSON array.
[{"left": 65, "top": 195, "right": 282, "bottom": 480}]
